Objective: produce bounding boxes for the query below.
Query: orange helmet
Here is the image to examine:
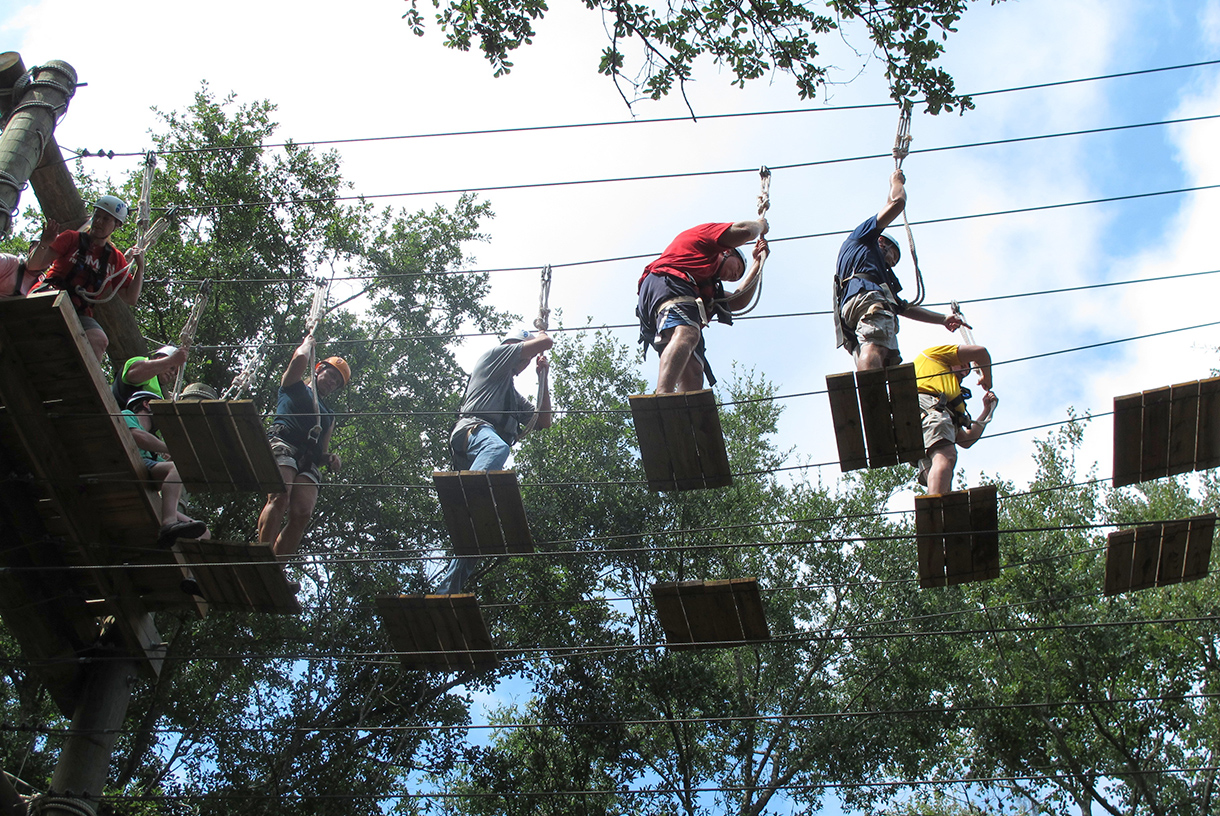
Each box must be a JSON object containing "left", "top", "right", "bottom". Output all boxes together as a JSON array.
[{"left": 315, "top": 356, "right": 351, "bottom": 387}]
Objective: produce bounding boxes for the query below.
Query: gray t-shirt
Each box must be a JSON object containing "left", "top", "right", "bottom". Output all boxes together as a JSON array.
[{"left": 448, "top": 342, "right": 534, "bottom": 452}]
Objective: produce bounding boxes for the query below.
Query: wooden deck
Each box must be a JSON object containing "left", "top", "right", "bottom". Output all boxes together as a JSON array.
[
  {"left": 914, "top": 485, "right": 1000, "bottom": 588},
  {"left": 827, "top": 364, "right": 923, "bottom": 472},
  {"left": 376, "top": 594, "right": 497, "bottom": 673}
]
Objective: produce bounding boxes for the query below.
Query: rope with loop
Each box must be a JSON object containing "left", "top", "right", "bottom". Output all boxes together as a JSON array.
[
  {"left": 27, "top": 793, "right": 96, "bottom": 816},
  {"left": 170, "top": 279, "right": 212, "bottom": 400},
  {"left": 305, "top": 278, "right": 330, "bottom": 445},
  {"left": 892, "top": 105, "right": 926, "bottom": 307},
  {"left": 221, "top": 330, "right": 270, "bottom": 400},
  {"left": 714, "top": 166, "right": 770, "bottom": 316},
  {"left": 74, "top": 206, "right": 178, "bottom": 305},
  {"left": 949, "top": 299, "right": 996, "bottom": 420},
  {"left": 135, "top": 152, "right": 156, "bottom": 248},
  {"left": 521, "top": 265, "right": 552, "bottom": 435}
]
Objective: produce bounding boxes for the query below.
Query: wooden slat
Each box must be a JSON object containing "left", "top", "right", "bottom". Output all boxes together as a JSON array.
[
  {"left": 175, "top": 539, "right": 251, "bottom": 610},
  {"left": 433, "top": 472, "right": 480, "bottom": 557},
  {"left": 968, "top": 485, "right": 1000, "bottom": 581},
  {"left": 826, "top": 372, "right": 867, "bottom": 472},
  {"left": 731, "top": 578, "right": 770, "bottom": 641},
  {"left": 1128, "top": 524, "right": 1162, "bottom": 592},
  {"left": 651, "top": 583, "right": 692, "bottom": 644},
  {"left": 1112, "top": 392, "right": 1143, "bottom": 488},
  {"left": 227, "top": 401, "right": 286, "bottom": 492},
  {"left": 685, "top": 389, "right": 732, "bottom": 489},
  {"left": 857, "top": 367, "right": 897, "bottom": 468},
  {"left": 378, "top": 595, "right": 446, "bottom": 671},
  {"left": 1104, "top": 529, "right": 1135, "bottom": 596},
  {"left": 1139, "top": 386, "right": 1172, "bottom": 482},
  {"left": 1168, "top": 382, "right": 1201, "bottom": 477},
  {"left": 940, "top": 490, "right": 974, "bottom": 586},
  {"left": 1183, "top": 515, "right": 1215, "bottom": 583},
  {"left": 427, "top": 596, "right": 477, "bottom": 672},
  {"left": 887, "top": 364, "right": 924, "bottom": 464},
  {"left": 630, "top": 394, "right": 677, "bottom": 490},
  {"left": 486, "top": 470, "right": 533, "bottom": 554},
  {"left": 676, "top": 582, "right": 722, "bottom": 645},
  {"left": 149, "top": 404, "right": 209, "bottom": 490},
  {"left": 1196, "top": 377, "right": 1220, "bottom": 471},
  {"left": 171, "top": 401, "right": 235, "bottom": 490},
  {"left": 458, "top": 471, "right": 508, "bottom": 555},
  {"left": 450, "top": 594, "right": 497, "bottom": 670},
  {"left": 698, "top": 580, "right": 746, "bottom": 644},
  {"left": 1156, "top": 519, "right": 1191, "bottom": 587},
  {"left": 201, "top": 401, "right": 261, "bottom": 492},
  {"left": 914, "top": 494, "right": 946, "bottom": 588},
  {"left": 658, "top": 394, "right": 705, "bottom": 490}
]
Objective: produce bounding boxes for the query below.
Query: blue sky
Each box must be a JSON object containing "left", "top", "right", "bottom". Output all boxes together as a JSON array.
[{"left": 4, "top": 0, "right": 1220, "bottom": 812}]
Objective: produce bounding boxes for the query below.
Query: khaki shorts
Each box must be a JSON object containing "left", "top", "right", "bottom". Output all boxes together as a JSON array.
[
  {"left": 269, "top": 436, "right": 322, "bottom": 485},
  {"left": 842, "top": 290, "right": 900, "bottom": 365},
  {"left": 917, "top": 393, "right": 957, "bottom": 486}
]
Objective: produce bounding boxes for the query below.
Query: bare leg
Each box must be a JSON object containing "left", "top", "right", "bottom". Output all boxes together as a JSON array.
[
  {"left": 258, "top": 465, "right": 298, "bottom": 545},
  {"left": 854, "top": 342, "right": 888, "bottom": 371},
  {"left": 150, "top": 462, "right": 182, "bottom": 526},
  {"left": 86, "top": 327, "right": 108, "bottom": 363},
  {"left": 274, "top": 475, "right": 319, "bottom": 557},
  {"left": 926, "top": 443, "right": 958, "bottom": 495},
  {"left": 656, "top": 324, "right": 701, "bottom": 393},
  {"left": 676, "top": 354, "right": 705, "bottom": 392}
]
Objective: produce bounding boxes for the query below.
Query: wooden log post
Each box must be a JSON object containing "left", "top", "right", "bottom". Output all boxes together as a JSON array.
[
  {"left": 0, "top": 58, "right": 75, "bottom": 235},
  {"left": 0, "top": 52, "right": 149, "bottom": 372}
]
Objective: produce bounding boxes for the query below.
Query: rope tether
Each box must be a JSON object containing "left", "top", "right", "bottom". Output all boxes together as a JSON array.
[
  {"left": 522, "top": 265, "right": 552, "bottom": 435},
  {"left": 892, "top": 106, "right": 926, "bottom": 307},
  {"left": 136, "top": 152, "right": 156, "bottom": 247},
  {"left": 305, "top": 277, "right": 331, "bottom": 445},
  {"left": 221, "top": 330, "right": 270, "bottom": 400},
  {"left": 170, "top": 279, "right": 212, "bottom": 400},
  {"left": 715, "top": 166, "right": 771, "bottom": 317}
]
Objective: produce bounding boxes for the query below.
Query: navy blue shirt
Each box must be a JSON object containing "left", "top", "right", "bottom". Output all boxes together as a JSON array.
[
  {"left": 272, "top": 380, "right": 333, "bottom": 446},
  {"left": 835, "top": 215, "right": 903, "bottom": 306}
]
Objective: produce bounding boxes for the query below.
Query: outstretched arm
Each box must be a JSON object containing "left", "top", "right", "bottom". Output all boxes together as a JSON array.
[
  {"left": 532, "top": 354, "right": 553, "bottom": 431},
  {"left": 281, "top": 335, "right": 315, "bottom": 387},
  {"left": 26, "top": 219, "right": 61, "bottom": 272},
  {"left": 718, "top": 218, "right": 769, "bottom": 248},
  {"left": 901, "top": 305, "right": 968, "bottom": 334},
  {"left": 722, "top": 237, "right": 769, "bottom": 312},
  {"left": 877, "top": 169, "right": 906, "bottom": 230},
  {"left": 125, "top": 346, "right": 188, "bottom": 385}
]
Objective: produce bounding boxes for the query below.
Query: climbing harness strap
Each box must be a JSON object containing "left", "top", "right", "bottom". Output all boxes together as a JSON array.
[
  {"left": 522, "top": 265, "right": 552, "bottom": 435},
  {"left": 892, "top": 106, "right": 926, "bottom": 308},
  {"left": 170, "top": 279, "right": 212, "bottom": 400},
  {"left": 74, "top": 204, "right": 178, "bottom": 306}
]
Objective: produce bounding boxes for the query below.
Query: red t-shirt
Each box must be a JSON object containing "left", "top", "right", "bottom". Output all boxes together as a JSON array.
[
  {"left": 30, "top": 230, "right": 130, "bottom": 316},
  {"left": 637, "top": 223, "right": 734, "bottom": 293}
]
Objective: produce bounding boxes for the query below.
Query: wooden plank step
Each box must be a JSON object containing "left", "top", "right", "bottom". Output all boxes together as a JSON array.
[
  {"left": 433, "top": 471, "right": 535, "bottom": 558},
  {"left": 150, "top": 400, "right": 284, "bottom": 494},
  {"left": 376, "top": 594, "right": 497, "bottom": 673},
  {"left": 888, "top": 364, "right": 924, "bottom": 464},
  {"left": 651, "top": 578, "right": 770, "bottom": 648},
  {"left": 629, "top": 390, "right": 733, "bottom": 491},
  {"left": 914, "top": 485, "right": 1001, "bottom": 588},
  {"left": 827, "top": 365, "right": 921, "bottom": 472},
  {"left": 1113, "top": 378, "right": 1220, "bottom": 487},
  {"left": 173, "top": 539, "right": 300, "bottom": 614},
  {"left": 826, "top": 372, "right": 867, "bottom": 472},
  {"left": 857, "top": 367, "right": 897, "bottom": 468},
  {"left": 1104, "top": 514, "right": 1215, "bottom": 595}
]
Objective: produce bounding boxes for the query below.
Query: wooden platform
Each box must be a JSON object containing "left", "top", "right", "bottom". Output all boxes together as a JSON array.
[
  {"left": 1113, "top": 377, "right": 1220, "bottom": 487},
  {"left": 826, "top": 364, "right": 923, "bottom": 472},
  {"left": 171, "top": 539, "right": 300, "bottom": 614},
  {"left": 914, "top": 485, "right": 1000, "bottom": 588},
  {"left": 630, "top": 390, "right": 732, "bottom": 491},
  {"left": 433, "top": 470, "right": 534, "bottom": 557},
  {"left": 150, "top": 399, "right": 284, "bottom": 493},
  {"left": 375, "top": 594, "right": 497, "bottom": 673},
  {"left": 651, "top": 578, "right": 770, "bottom": 648},
  {"left": 1104, "top": 514, "right": 1215, "bottom": 595}
]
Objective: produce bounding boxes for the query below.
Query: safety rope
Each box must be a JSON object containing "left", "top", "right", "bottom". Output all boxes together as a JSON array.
[
  {"left": 522, "top": 265, "right": 552, "bottom": 435},
  {"left": 950, "top": 299, "right": 997, "bottom": 422},
  {"left": 136, "top": 152, "right": 156, "bottom": 248},
  {"left": 27, "top": 793, "right": 96, "bottom": 816},
  {"left": 74, "top": 206, "right": 178, "bottom": 305},
  {"left": 713, "top": 166, "right": 771, "bottom": 316},
  {"left": 892, "top": 106, "right": 927, "bottom": 307},
  {"left": 170, "top": 279, "right": 212, "bottom": 400},
  {"left": 221, "top": 330, "right": 270, "bottom": 400},
  {"left": 305, "top": 278, "right": 330, "bottom": 445}
]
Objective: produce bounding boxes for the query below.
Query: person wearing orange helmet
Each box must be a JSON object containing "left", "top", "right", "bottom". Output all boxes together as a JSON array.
[{"left": 258, "top": 333, "right": 351, "bottom": 557}]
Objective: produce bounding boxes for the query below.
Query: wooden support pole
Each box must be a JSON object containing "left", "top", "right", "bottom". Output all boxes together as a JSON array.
[
  {"left": 0, "top": 52, "right": 149, "bottom": 373},
  {"left": 44, "top": 651, "right": 139, "bottom": 816}
]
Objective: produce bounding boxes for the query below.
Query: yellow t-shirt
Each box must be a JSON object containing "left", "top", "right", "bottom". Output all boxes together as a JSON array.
[{"left": 914, "top": 345, "right": 963, "bottom": 401}]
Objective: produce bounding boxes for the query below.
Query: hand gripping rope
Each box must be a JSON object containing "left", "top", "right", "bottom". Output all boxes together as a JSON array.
[
  {"left": 170, "top": 279, "right": 212, "bottom": 400},
  {"left": 521, "top": 264, "right": 552, "bottom": 435},
  {"left": 714, "top": 166, "right": 771, "bottom": 316},
  {"left": 305, "top": 277, "right": 331, "bottom": 446},
  {"left": 950, "top": 299, "right": 996, "bottom": 419},
  {"left": 221, "top": 330, "right": 270, "bottom": 400},
  {"left": 892, "top": 106, "right": 927, "bottom": 307}
]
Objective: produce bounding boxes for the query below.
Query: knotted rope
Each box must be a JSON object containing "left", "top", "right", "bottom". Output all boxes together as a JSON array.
[
  {"left": 136, "top": 152, "right": 156, "bottom": 247},
  {"left": 170, "top": 279, "right": 212, "bottom": 400},
  {"left": 714, "top": 166, "right": 770, "bottom": 316},
  {"left": 892, "top": 106, "right": 926, "bottom": 307},
  {"left": 221, "top": 330, "right": 270, "bottom": 400},
  {"left": 522, "top": 264, "right": 552, "bottom": 435}
]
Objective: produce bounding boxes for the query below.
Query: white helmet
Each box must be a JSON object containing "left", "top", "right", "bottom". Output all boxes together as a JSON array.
[
  {"left": 501, "top": 328, "right": 533, "bottom": 344},
  {"left": 93, "top": 195, "right": 130, "bottom": 225}
]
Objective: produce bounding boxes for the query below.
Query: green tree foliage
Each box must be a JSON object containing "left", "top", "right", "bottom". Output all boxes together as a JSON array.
[{"left": 400, "top": 0, "right": 1000, "bottom": 111}]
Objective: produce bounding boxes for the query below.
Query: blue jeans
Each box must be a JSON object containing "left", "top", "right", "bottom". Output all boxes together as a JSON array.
[{"left": 438, "top": 425, "right": 511, "bottom": 593}]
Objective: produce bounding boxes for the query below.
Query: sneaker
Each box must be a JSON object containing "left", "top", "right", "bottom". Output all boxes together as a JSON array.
[
  {"left": 157, "top": 520, "right": 207, "bottom": 547},
  {"left": 180, "top": 578, "right": 204, "bottom": 598}
]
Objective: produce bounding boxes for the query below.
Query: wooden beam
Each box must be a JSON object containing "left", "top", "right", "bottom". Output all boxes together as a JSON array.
[{"left": 826, "top": 372, "right": 867, "bottom": 472}]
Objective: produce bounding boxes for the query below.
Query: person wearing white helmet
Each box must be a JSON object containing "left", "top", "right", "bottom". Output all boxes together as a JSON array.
[
  {"left": 27, "top": 196, "right": 146, "bottom": 362},
  {"left": 113, "top": 343, "right": 189, "bottom": 407},
  {"left": 122, "top": 390, "right": 209, "bottom": 545},
  {"left": 437, "top": 327, "right": 553, "bottom": 594}
]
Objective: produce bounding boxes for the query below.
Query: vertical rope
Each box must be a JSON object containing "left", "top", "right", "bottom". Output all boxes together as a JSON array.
[
  {"left": 221, "top": 330, "right": 269, "bottom": 400},
  {"left": 715, "top": 166, "right": 771, "bottom": 316},
  {"left": 305, "top": 278, "right": 330, "bottom": 445},
  {"left": 136, "top": 152, "right": 156, "bottom": 248},
  {"left": 170, "top": 279, "right": 212, "bottom": 400},
  {"left": 522, "top": 265, "right": 552, "bottom": 435},
  {"left": 892, "top": 106, "right": 926, "bottom": 307}
]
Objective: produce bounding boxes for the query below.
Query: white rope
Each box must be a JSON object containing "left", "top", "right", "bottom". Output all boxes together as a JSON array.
[
  {"left": 522, "top": 265, "right": 552, "bottom": 435},
  {"left": 715, "top": 166, "right": 770, "bottom": 317},
  {"left": 74, "top": 206, "right": 177, "bottom": 306},
  {"left": 136, "top": 151, "right": 156, "bottom": 247},
  {"left": 305, "top": 278, "right": 330, "bottom": 444},
  {"left": 892, "top": 106, "right": 926, "bottom": 307},
  {"left": 170, "top": 279, "right": 211, "bottom": 400},
  {"left": 221, "top": 330, "right": 270, "bottom": 400}
]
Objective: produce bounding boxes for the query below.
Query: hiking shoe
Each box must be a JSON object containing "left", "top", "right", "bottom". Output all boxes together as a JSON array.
[{"left": 158, "top": 520, "right": 207, "bottom": 547}]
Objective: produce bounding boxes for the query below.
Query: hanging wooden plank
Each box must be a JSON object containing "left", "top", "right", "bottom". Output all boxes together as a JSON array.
[
  {"left": 826, "top": 372, "right": 867, "bottom": 472},
  {"left": 940, "top": 490, "right": 974, "bottom": 586},
  {"left": 376, "top": 594, "right": 496, "bottom": 673},
  {"left": 150, "top": 400, "right": 284, "bottom": 494},
  {"left": 1195, "top": 377, "right": 1220, "bottom": 471},
  {"left": 227, "top": 401, "right": 287, "bottom": 492},
  {"left": 1139, "top": 386, "right": 1172, "bottom": 481},
  {"left": 915, "top": 486, "right": 1000, "bottom": 588},
  {"left": 1156, "top": 519, "right": 1191, "bottom": 587},
  {"left": 433, "top": 471, "right": 479, "bottom": 557},
  {"left": 888, "top": 364, "right": 924, "bottom": 465},
  {"left": 173, "top": 539, "right": 300, "bottom": 614},
  {"left": 969, "top": 484, "right": 1001, "bottom": 581},
  {"left": 629, "top": 390, "right": 732, "bottom": 491},
  {"left": 486, "top": 470, "right": 534, "bottom": 554},
  {"left": 456, "top": 472, "right": 507, "bottom": 555},
  {"left": 1105, "top": 514, "right": 1215, "bottom": 595},
  {"left": 200, "top": 401, "right": 261, "bottom": 491},
  {"left": 857, "top": 367, "right": 897, "bottom": 468},
  {"left": 433, "top": 471, "right": 535, "bottom": 558},
  {"left": 1104, "top": 529, "right": 1135, "bottom": 596},
  {"left": 914, "top": 493, "right": 946, "bottom": 589},
  {"left": 1183, "top": 515, "right": 1215, "bottom": 583},
  {"left": 1112, "top": 393, "right": 1143, "bottom": 488},
  {"left": 1167, "top": 382, "right": 1201, "bottom": 477},
  {"left": 651, "top": 578, "right": 769, "bottom": 648}
]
